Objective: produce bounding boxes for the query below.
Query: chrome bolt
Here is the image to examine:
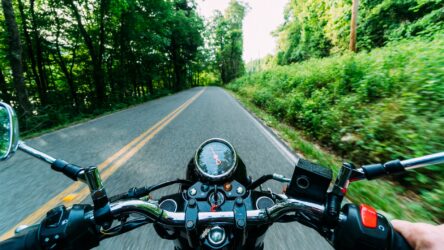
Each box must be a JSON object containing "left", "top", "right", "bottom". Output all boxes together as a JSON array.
[
  {"left": 236, "top": 186, "right": 244, "bottom": 194},
  {"left": 208, "top": 226, "right": 225, "bottom": 246},
  {"left": 186, "top": 220, "right": 194, "bottom": 229},
  {"left": 189, "top": 188, "right": 197, "bottom": 196},
  {"left": 237, "top": 219, "right": 245, "bottom": 228}
]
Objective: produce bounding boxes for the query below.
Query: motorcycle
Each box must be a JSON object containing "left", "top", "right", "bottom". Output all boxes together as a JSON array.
[{"left": 0, "top": 101, "right": 443, "bottom": 250}]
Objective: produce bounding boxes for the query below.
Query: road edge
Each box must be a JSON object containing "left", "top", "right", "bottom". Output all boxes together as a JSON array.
[{"left": 222, "top": 88, "right": 300, "bottom": 166}]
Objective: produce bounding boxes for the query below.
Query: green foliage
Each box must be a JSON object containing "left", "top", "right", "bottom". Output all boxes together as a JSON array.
[
  {"left": 0, "top": 0, "right": 209, "bottom": 134},
  {"left": 230, "top": 90, "right": 437, "bottom": 222},
  {"left": 276, "top": 0, "right": 332, "bottom": 64},
  {"left": 206, "top": 0, "right": 247, "bottom": 84},
  {"left": 275, "top": 0, "right": 444, "bottom": 64},
  {"left": 228, "top": 35, "right": 444, "bottom": 222}
]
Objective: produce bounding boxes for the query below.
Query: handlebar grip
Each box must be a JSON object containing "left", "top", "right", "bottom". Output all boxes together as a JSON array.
[
  {"left": 39, "top": 204, "right": 100, "bottom": 249},
  {"left": 0, "top": 225, "right": 41, "bottom": 250},
  {"left": 391, "top": 230, "right": 412, "bottom": 250},
  {"left": 333, "top": 204, "right": 413, "bottom": 250}
]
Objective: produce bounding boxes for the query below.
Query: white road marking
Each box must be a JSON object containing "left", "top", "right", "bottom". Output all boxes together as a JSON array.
[{"left": 223, "top": 89, "right": 299, "bottom": 166}]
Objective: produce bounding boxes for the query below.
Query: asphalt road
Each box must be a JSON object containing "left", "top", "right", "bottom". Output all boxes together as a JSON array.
[{"left": 0, "top": 87, "right": 332, "bottom": 249}]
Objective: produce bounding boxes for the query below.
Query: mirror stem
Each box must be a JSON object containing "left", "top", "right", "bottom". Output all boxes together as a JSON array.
[{"left": 18, "top": 141, "right": 56, "bottom": 164}]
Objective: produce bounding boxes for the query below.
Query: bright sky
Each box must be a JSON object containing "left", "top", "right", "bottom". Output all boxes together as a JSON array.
[{"left": 196, "top": 0, "right": 288, "bottom": 62}]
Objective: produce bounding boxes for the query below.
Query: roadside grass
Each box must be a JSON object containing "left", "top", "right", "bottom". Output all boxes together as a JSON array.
[{"left": 228, "top": 90, "right": 437, "bottom": 223}]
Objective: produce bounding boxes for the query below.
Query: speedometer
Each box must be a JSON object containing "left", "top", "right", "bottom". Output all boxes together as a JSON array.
[{"left": 194, "top": 138, "right": 237, "bottom": 181}]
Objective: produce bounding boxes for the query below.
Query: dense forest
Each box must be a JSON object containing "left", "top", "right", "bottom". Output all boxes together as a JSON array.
[
  {"left": 230, "top": 0, "right": 444, "bottom": 222},
  {"left": 0, "top": 0, "right": 246, "bottom": 136},
  {"left": 274, "top": 0, "right": 443, "bottom": 64}
]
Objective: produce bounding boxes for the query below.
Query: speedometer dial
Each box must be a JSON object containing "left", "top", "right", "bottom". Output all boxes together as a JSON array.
[{"left": 195, "top": 138, "right": 237, "bottom": 181}]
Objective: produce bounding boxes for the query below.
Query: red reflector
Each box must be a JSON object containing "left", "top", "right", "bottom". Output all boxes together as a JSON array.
[{"left": 360, "top": 204, "right": 377, "bottom": 228}]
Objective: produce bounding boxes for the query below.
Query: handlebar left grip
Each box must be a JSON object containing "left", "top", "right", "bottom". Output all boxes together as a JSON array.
[{"left": 0, "top": 225, "right": 41, "bottom": 250}]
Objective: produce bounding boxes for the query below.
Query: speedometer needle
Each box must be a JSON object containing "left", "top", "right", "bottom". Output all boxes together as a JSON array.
[{"left": 210, "top": 147, "right": 222, "bottom": 166}]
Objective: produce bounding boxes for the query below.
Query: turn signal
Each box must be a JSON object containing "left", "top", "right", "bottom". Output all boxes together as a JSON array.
[{"left": 223, "top": 183, "right": 232, "bottom": 191}]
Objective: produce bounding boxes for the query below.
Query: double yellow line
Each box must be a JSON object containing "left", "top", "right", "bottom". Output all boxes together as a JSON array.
[{"left": 0, "top": 88, "right": 205, "bottom": 241}]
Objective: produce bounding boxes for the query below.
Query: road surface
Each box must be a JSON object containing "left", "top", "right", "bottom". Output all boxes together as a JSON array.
[{"left": 0, "top": 87, "right": 333, "bottom": 249}]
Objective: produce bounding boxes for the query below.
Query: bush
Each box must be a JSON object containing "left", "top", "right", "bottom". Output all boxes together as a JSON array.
[{"left": 228, "top": 35, "right": 444, "bottom": 222}]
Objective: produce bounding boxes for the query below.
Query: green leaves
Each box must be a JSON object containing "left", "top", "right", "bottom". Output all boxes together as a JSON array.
[
  {"left": 275, "top": 0, "right": 444, "bottom": 64},
  {"left": 228, "top": 36, "right": 444, "bottom": 222},
  {"left": 207, "top": 0, "right": 247, "bottom": 84}
]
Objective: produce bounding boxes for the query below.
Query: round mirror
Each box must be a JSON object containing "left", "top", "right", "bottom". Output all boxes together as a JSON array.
[{"left": 0, "top": 102, "right": 19, "bottom": 161}]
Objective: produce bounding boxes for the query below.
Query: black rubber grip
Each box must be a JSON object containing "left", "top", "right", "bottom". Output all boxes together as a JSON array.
[
  {"left": 51, "top": 159, "right": 83, "bottom": 181},
  {"left": 0, "top": 225, "right": 41, "bottom": 250},
  {"left": 391, "top": 231, "right": 413, "bottom": 250}
]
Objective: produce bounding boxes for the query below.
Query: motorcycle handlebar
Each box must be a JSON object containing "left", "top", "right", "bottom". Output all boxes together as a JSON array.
[
  {"left": 108, "top": 197, "right": 325, "bottom": 227},
  {"left": 106, "top": 199, "right": 411, "bottom": 250}
]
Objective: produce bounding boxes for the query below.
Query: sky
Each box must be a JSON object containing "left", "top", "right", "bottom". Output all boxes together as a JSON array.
[{"left": 195, "top": 0, "right": 288, "bottom": 62}]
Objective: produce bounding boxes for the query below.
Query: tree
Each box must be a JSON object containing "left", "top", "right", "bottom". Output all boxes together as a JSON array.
[
  {"left": 349, "top": 0, "right": 359, "bottom": 52},
  {"left": 66, "top": 0, "right": 107, "bottom": 107},
  {"left": 167, "top": 0, "right": 204, "bottom": 90},
  {"left": 209, "top": 0, "right": 247, "bottom": 84},
  {"left": 1, "top": 0, "right": 32, "bottom": 114},
  {"left": 274, "top": 0, "right": 443, "bottom": 64},
  {"left": 0, "top": 67, "right": 11, "bottom": 103},
  {"left": 0, "top": 0, "right": 209, "bottom": 134}
]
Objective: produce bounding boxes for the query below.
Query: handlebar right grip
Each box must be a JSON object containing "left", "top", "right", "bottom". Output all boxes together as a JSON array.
[
  {"left": 333, "top": 204, "right": 413, "bottom": 250},
  {"left": 391, "top": 230, "right": 412, "bottom": 250}
]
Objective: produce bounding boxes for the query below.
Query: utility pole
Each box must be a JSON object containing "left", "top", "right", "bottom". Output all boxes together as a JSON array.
[{"left": 349, "top": 0, "right": 359, "bottom": 52}]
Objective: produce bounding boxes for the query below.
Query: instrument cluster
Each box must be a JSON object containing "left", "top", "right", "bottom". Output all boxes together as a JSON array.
[{"left": 194, "top": 138, "right": 238, "bottom": 181}]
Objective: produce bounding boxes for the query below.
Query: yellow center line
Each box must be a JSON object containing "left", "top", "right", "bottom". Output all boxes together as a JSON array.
[{"left": 0, "top": 88, "right": 205, "bottom": 240}]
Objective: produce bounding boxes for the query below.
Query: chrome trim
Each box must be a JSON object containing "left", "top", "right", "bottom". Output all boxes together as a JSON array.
[
  {"left": 159, "top": 199, "right": 178, "bottom": 212},
  {"left": 401, "top": 152, "right": 444, "bottom": 170},
  {"left": 208, "top": 226, "right": 225, "bottom": 246},
  {"left": 0, "top": 102, "right": 19, "bottom": 160},
  {"left": 85, "top": 167, "right": 104, "bottom": 192},
  {"left": 272, "top": 173, "right": 291, "bottom": 183},
  {"left": 110, "top": 199, "right": 173, "bottom": 223},
  {"left": 14, "top": 225, "right": 29, "bottom": 234},
  {"left": 295, "top": 175, "right": 310, "bottom": 189},
  {"left": 108, "top": 196, "right": 324, "bottom": 227},
  {"left": 16, "top": 140, "right": 88, "bottom": 183},
  {"left": 336, "top": 163, "right": 353, "bottom": 190},
  {"left": 194, "top": 138, "right": 238, "bottom": 181},
  {"left": 18, "top": 141, "right": 56, "bottom": 164},
  {"left": 255, "top": 196, "right": 275, "bottom": 209},
  {"left": 267, "top": 198, "right": 324, "bottom": 222}
]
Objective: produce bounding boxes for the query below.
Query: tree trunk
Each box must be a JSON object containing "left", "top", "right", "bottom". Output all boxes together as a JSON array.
[
  {"left": 349, "top": 0, "right": 359, "bottom": 52},
  {"left": 53, "top": 11, "right": 79, "bottom": 112},
  {"left": 29, "top": 0, "right": 48, "bottom": 104},
  {"left": 17, "top": 0, "right": 46, "bottom": 105},
  {"left": 68, "top": 0, "right": 106, "bottom": 107},
  {"left": 0, "top": 68, "right": 12, "bottom": 103},
  {"left": 117, "top": 13, "right": 128, "bottom": 101},
  {"left": 1, "top": 0, "right": 32, "bottom": 114},
  {"left": 147, "top": 76, "right": 154, "bottom": 95},
  {"left": 53, "top": 48, "right": 79, "bottom": 111}
]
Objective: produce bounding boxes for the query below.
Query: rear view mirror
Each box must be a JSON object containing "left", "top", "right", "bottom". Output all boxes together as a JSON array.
[{"left": 0, "top": 102, "right": 19, "bottom": 161}]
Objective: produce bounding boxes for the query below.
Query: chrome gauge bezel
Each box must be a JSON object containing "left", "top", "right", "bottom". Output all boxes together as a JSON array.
[{"left": 194, "top": 138, "right": 238, "bottom": 181}]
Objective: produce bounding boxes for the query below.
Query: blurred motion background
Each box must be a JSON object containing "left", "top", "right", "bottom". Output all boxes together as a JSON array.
[{"left": 0, "top": 0, "right": 442, "bottom": 231}]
